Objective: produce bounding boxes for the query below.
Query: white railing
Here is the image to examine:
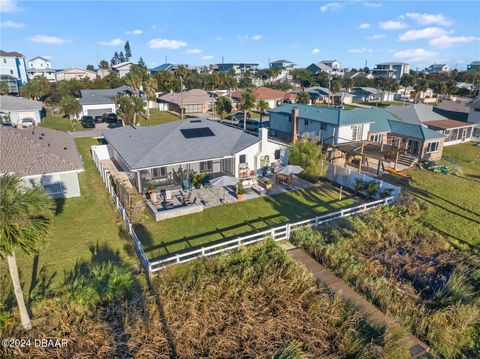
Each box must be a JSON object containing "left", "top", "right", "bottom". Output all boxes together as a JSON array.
[
  {"left": 91, "top": 146, "right": 395, "bottom": 277},
  {"left": 148, "top": 196, "right": 395, "bottom": 273}
]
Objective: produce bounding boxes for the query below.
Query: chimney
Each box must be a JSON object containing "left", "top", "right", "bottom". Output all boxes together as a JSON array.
[{"left": 291, "top": 107, "right": 299, "bottom": 143}]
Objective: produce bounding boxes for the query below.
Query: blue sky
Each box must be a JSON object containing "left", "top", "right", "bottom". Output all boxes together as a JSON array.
[{"left": 1, "top": 0, "right": 479, "bottom": 71}]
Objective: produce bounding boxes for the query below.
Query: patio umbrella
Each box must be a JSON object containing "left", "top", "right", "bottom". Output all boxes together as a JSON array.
[
  {"left": 210, "top": 176, "right": 238, "bottom": 202},
  {"left": 277, "top": 165, "right": 303, "bottom": 176}
]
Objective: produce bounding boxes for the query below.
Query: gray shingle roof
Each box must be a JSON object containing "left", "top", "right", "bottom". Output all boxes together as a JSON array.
[
  {"left": 103, "top": 118, "right": 261, "bottom": 170},
  {"left": 0, "top": 127, "right": 83, "bottom": 176},
  {"left": 386, "top": 104, "right": 448, "bottom": 125},
  {"left": 79, "top": 86, "right": 129, "bottom": 106},
  {"left": 158, "top": 89, "right": 212, "bottom": 106},
  {"left": 0, "top": 96, "right": 43, "bottom": 111}
]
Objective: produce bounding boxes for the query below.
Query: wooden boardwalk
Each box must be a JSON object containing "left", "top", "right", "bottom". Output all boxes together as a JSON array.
[{"left": 288, "top": 248, "right": 435, "bottom": 359}]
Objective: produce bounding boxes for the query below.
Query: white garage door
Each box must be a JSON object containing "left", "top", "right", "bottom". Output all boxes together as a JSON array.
[{"left": 87, "top": 108, "right": 111, "bottom": 116}]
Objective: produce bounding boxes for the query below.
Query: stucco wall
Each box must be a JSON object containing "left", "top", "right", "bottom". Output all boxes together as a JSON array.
[
  {"left": 81, "top": 103, "right": 116, "bottom": 117},
  {"left": 22, "top": 171, "right": 81, "bottom": 199}
]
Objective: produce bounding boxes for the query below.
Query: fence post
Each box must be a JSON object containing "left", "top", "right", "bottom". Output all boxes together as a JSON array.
[
  {"left": 201, "top": 247, "right": 205, "bottom": 256},
  {"left": 363, "top": 203, "right": 367, "bottom": 211},
  {"left": 314, "top": 216, "right": 319, "bottom": 228},
  {"left": 270, "top": 228, "right": 275, "bottom": 239},
  {"left": 340, "top": 209, "right": 344, "bottom": 217},
  {"left": 176, "top": 254, "right": 180, "bottom": 263},
  {"left": 286, "top": 223, "right": 291, "bottom": 239}
]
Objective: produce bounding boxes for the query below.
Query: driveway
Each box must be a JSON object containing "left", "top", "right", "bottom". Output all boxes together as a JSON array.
[{"left": 69, "top": 123, "right": 121, "bottom": 138}]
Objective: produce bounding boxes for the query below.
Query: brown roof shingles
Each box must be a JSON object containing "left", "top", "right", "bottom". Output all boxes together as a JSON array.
[
  {"left": 424, "top": 119, "right": 475, "bottom": 129},
  {"left": 231, "top": 87, "right": 297, "bottom": 101},
  {"left": 0, "top": 127, "right": 83, "bottom": 177}
]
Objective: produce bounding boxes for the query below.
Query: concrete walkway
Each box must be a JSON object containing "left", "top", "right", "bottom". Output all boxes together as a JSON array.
[{"left": 288, "top": 248, "right": 435, "bottom": 359}]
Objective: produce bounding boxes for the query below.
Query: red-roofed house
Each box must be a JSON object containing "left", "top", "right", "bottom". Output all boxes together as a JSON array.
[{"left": 231, "top": 87, "right": 297, "bottom": 109}]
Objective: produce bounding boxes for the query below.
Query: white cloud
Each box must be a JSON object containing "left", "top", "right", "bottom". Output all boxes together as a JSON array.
[
  {"left": 28, "top": 34, "right": 71, "bottom": 45},
  {"left": 311, "top": 48, "right": 321, "bottom": 54},
  {"left": 349, "top": 48, "right": 373, "bottom": 53},
  {"left": 148, "top": 38, "right": 187, "bottom": 49},
  {"left": 366, "top": 34, "right": 386, "bottom": 40},
  {"left": 185, "top": 48, "right": 202, "bottom": 54},
  {"left": 379, "top": 20, "right": 409, "bottom": 30},
  {"left": 359, "top": 22, "right": 370, "bottom": 29},
  {"left": 236, "top": 34, "right": 262, "bottom": 41},
  {"left": 126, "top": 29, "right": 143, "bottom": 35},
  {"left": 405, "top": 13, "right": 453, "bottom": 26},
  {"left": 98, "top": 38, "right": 124, "bottom": 46},
  {"left": 215, "top": 36, "right": 223, "bottom": 41},
  {"left": 363, "top": 2, "right": 382, "bottom": 8},
  {"left": 393, "top": 48, "right": 438, "bottom": 62},
  {"left": 320, "top": 2, "right": 341, "bottom": 12},
  {"left": 0, "top": 0, "right": 21, "bottom": 13},
  {"left": 0, "top": 19, "right": 24, "bottom": 28},
  {"left": 251, "top": 34, "right": 262, "bottom": 40},
  {"left": 398, "top": 27, "right": 451, "bottom": 41},
  {"left": 429, "top": 35, "right": 479, "bottom": 48},
  {"left": 202, "top": 55, "right": 214, "bottom": 60}
]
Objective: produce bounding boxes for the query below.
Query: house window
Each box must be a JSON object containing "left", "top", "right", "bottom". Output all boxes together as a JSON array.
[
  {"left": 304, "top": 120, "right": 309, "bottom": 126},
  {"left": 3, "top": 58, "right": 6, "bottom": 64},
  {"left": 474, "top": 108, "right": 480, "bottom": 112},
  {"left": 274, "top": 149, "right": 281, "bottom": 160},
  {"left": 320, "top": 123, "right": 327, "bottom": 130},
  {"left": 351, "top": 125, "right": 363, "bottom": 141},
  {"left": 369, "top": 134, "right": 382, "bottom": 143},
  {"left": 239, "top": 154, "right": 246, "bottom": 164},
  {"left": 10, "top": 70, "right": 13, "bottom": 75},
  {"left": 152, "top": 167, "right": 167, "bottom": 178},
  {"left": 427, "top": 141, "right": 439, "bottom": 153},
  {"left": 200, "top": 161, "right": 213, "bottom": 173}
]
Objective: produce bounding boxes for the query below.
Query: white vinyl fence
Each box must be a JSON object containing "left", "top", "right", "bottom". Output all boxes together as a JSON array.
[{"left": 92, "top": 146, "right": 396, "bottom": 277}]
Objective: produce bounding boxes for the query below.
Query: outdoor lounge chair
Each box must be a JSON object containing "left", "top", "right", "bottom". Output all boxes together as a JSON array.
[
  {"left": 202, "top": 176, "right": 212, "bottom": 188},
  {"left": 182, "top": 179, "right": 192, "bottom": 191},
  {"left": 182, "top": 191, "right": 192, "bottom": 205}
]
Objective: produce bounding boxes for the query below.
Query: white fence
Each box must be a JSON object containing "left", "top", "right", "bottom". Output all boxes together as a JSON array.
[{"left": 91, "top": 146, "right": 396, "bottom": 277}]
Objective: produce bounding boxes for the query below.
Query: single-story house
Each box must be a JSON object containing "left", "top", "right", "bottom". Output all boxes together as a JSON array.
[
  {"left": 0, "top": 95, "right": 44, "bottom": 127},
  {"left": 103, "top": 118, "right": 287, "bottom": 193},
  {"left": 158, "top": 89, "right": 212, "bottom": 114},
  {"left": 55, "top": 67, "right": 97, "bottom": 81},
  {"left": 467, "top": 96, "right": 480, "bottom": 141},
  {"left": 231, "top": 87, "right": 297, "bottom": 109},
  {"left": 269, "top": 103, "right": 445, "bottom": 163},
  {"left": 78, "top": 86, "right": 130, "bottom": 117},
  {"left": 111, "top": 61, "right": 134, "bottom": 78},
  {"left": 386, "top": 103, "right": 474, "bottom": 146},
  {"left": 0, "top": 127, "right": 84, "bottom": 198},
  {"left": 433, "top": 100, "right": 470, "bottom": 122},
  {"left": 350, "top": 87, "right": 395, "bottom": 103}
]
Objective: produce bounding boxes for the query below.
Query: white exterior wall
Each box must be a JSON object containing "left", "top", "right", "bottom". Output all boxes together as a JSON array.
[
  {"left": 55, "top": 69, "right": 97, "bottom": 81},
  {"left": 81, "top": 103, "right": 116, "bottom": 117},
  {"left": 8, "top": 110, "right": 42, "bottom": 126},
  {"left": 337, "top": 123, "right": 370, "bottom": 143},
  {"left": 468, "top": 107, "right": 480, "bottom": 125},
  {"left": 22, "top": 171, "right": 82, "bottom": 199}
]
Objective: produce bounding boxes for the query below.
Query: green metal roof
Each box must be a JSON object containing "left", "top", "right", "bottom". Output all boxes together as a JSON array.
[{"left": 387, "top": 120, "right": 444, "bottom": 141}]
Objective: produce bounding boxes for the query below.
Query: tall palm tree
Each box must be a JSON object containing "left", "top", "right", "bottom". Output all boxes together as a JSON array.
[
  {"left": 297, "top": 91, "right": 310, "bottom": 105},
  {"left": 143, "top": 75, "right": 158, "bottom": 120},
  {"left": 0, "top": 175, "right": 55, "bottom": 330},
  {"left": 239, "top": 90, "right": 256, "bottom": 130},
  {"left": 257, "top": 100, "right": 269, "bottom": 125}
]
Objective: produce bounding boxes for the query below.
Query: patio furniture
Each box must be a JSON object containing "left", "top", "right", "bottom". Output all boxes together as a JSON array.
[
  {"left": 276, "top": 173, "right": 292, "bottom": 185},
  {"left": 202, "top": 176, "right": 212, "bottom": 188},
  {"left": 210, "top": 175, "right": 238, "bottom": 203},
  {"left": 182, "top": 179, "right": 192, "bottom": 191},
  {"left": 186, "top": 196, "right": 197, "bottom": 205},
  {"left": 252, "top": 184, "right": 266, "bottom": 195},
  {"left": 182, "top": 191, "right": 192, "bottom": 205},
  {"left": 163, "top": 190, "right": 175, "bottom": 206},
  {"left": 277, "top": 165, "right": 303, "bottom": 176}
]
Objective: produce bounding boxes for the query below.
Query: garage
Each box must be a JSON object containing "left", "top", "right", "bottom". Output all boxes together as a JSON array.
[{"left": 87, "top": 108, "right": 112, "bottom": 116}]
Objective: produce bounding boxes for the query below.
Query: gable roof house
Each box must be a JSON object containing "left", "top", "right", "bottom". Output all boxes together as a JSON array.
[
  {"left": 426, "top": 64, "right": 449, "bottom": 74},
  {"left": 350, "top": 87, "right": 395, "bottom": 103},
  {"left": 306, "top": 62, "right": 334, "bottom": 75},
  {"left": 0, "top": 95, "right": 44, "bottom": 127},
  {"left": 27, "top": 56, "right": 56, "bottom": 82},
  {"left": 269, "top": 103, "right": 445, "bottom": 164},
  {"left": 55, "top": 67, "right": 97, "bottom": 81},
  {"left": 158, "top": 89, "right": 212, "bottom": 114},
  {"left": 0, "top": 127, "right": 84, "bottom": 198},
  {"left": 433, "top": 100, "right": 470, "bottom": 122},
  {"left": 111, "top": 61, "right": 134, "bottom": 78},
  {"left": 78, "top": 86, "right": 130, "bottom": 117},
  {"left": 103, "top": 118, "right": 287, "bottom": 194},
  {"left": 231, "top": 87, "right": 297, "bottom": 109},
  {"left": 386, "top": 104, "right": 475, "bottom": 146}
]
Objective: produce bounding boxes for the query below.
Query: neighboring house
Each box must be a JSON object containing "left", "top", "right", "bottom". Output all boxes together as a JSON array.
[
  {"left": 150, "top": 63, "right": 181, "bottom": 74},
  {"left": 158, "top": 89, "right": 212, "bottom": 114},
  {"left": 111, "top": 61, "right": 134, "bottom": 78},
  {"left": 269, "top": 60, "right": 298, "bottom": 82},
  {"left": 0, "top": 127, "right": 84, "bottom": 198},
  {"left": 302, "top": 87, "right": 332, "bottom": 103},
  {"left": 350, "top": 87, "right": 395, "bottom": 102},
  {"left": 231, "top": 87, "right": 296, "bottom": 109},
  {"left": 0, "top": 75, "right": 20, "bottom": 94},
  {"left": 467, "top": 96, "right": 480, "bottom": 141},
  {"left": 319, "top": 60, "right": 345, "bottom": 77},
  {"left": 55, "top": 67, "right": 97, "bottom": 81},
  {"left": 386, "top": 103, "right": 474, "bottom": 146},
  {"left": 433, "top": 100, "right": 470, "bottom": 122},
  {"left": 78, "top": 86, "right": 130, "bottom": 117},
  {"left": 372, "top": 62, "right": 411, "bottom": 80},
  {"left": 216, "top": 63, "right": 259, "bottom": 78},
  {"left": 269, "top": 103, "right": 445, "bottom": 163},
  {"left": 425, "top": 64, "right": 449, "bottom": 74},
  {"left": 466, "top": 61, "right": 480, "bottom": 74},
  {"left": 96, "top": 68, "right": 111, "bottom": 79},
  {"left": 306, "top": 62, "right": 333, "bottom": 75},
  {"left": 103, "top": 118, "right": 287, "bottom": 193},
  {"left": 0, "top": 95, "right": 44, "bottom": 127},
  {"left": 27, "top": 56, "right": 56, "bottom": 82},
  {"left": 333, "top": 92, "right": 354, "bottom": 105},
  {"left": 0, "top": 50, "right": 28, "bottom": 92},
  {"left": 395, "top": 86, "right": 414, "bottom": 101}
]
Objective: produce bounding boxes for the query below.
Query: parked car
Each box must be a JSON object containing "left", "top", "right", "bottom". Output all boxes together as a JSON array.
[
  {"left": 103, "top": 113, "right": 118, "bottom": 123},
  {"left": 81, "top": 117, "right": 96, "bottom": 128},
  {"left": 94, "top": 115, "right": 104, "bottom": 123},
  {"left": 226, "top": 111, "right": 250, "bottom": 121},
  {"left": 1, "top": 123, "right": 13, "bottom": 128}
]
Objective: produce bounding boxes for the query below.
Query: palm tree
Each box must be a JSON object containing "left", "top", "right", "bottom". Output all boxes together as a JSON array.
[
  {"left": 0, "top": 174, "right": 55, "bottom": 330},
  {"left": 215, "top": 96, "right": 233, "bottom": 121},
  {"left": 143, "top": 75, "right": 158, "bottom": 120},
  {"left": 414, "top": 79, "right": 429, "bottom": 104},
  {"left": 257, "top": 100, "right": 269, "bottom": 124},
  {"left": 239, "top": 90, "right": 256, "bottom": 130},
  {"left": 297, "top": 91, "right": 310, "bottom": 105}
]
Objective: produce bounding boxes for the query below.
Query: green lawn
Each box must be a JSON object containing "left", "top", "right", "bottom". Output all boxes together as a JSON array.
[
  {"left": 312, "top": 103, "right": 354, "bottom": 110},
  {"left": 39, "top": 113, "right": 86, "bottom": 132},
  {"left": 135, "top": 184, "right": 359, "bottom": 261},
  {"left": 137, "top": 109, "right": 181, "bottom": 126},
  {"left": 385, "top": 142, "right": 480, "bottom": 251},
  {"left": 2, "top": 138, "right": 134, "bottom": 296}
]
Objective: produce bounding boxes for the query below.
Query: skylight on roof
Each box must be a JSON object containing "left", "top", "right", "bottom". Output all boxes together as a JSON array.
[{"left": 180, "top": 127, "right": 215, "bottom": 139}]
